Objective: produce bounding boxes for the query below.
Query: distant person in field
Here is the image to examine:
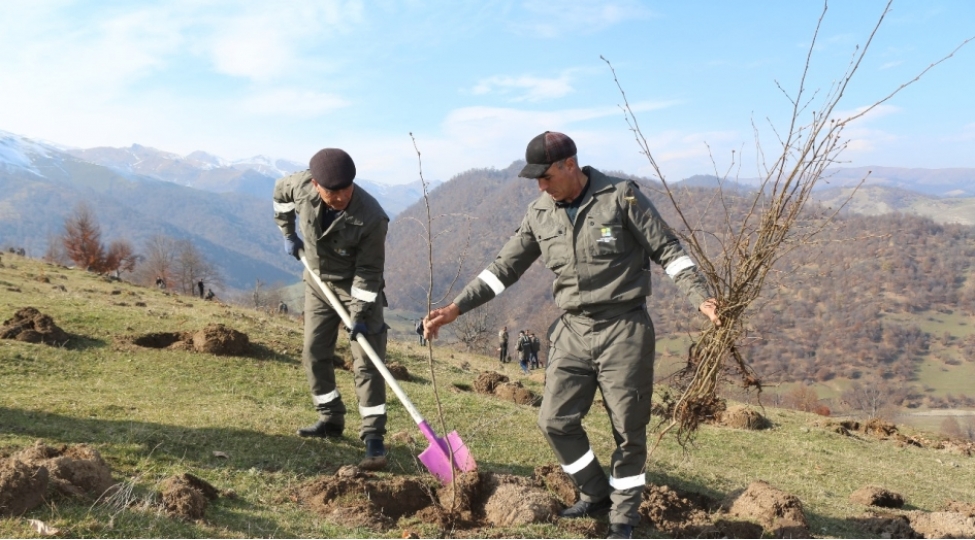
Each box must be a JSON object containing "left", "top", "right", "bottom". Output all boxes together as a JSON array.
[
  {"left": 529, "top": 331, "right": 540, "bottom": 369},
  {"left": 198, "top": 279, "right": 205, "bottom": 299},
  {"left": 517, "top": 330, "right": 531, "bottom": 374},
  {"left": 205, "top": 288, "right": 215, "bottom": 301},
  {"left": 423, "top": 131, "right": 719, "bottom": 539},
  {"left": 278, "top": 300, "right": 289, "bottom": 314},
  {"left": 273, "top": 147, "right": 391, "bottom": 471},
  {"left": 498, "top": 326, "right": 509, "bottom": 363}
]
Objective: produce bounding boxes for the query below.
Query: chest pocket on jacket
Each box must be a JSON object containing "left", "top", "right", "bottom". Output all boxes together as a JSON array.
[
  {"left": 536, "top": 225, "right": 570, "bottom": 271},
  {"left": 329, "top": 225, "right": 361, "bottom": 258},
  {"left": 588, "top": 208, "right": 627, "bottom": 258}
]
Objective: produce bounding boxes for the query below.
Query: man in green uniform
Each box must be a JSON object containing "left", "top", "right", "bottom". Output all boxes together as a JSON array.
[
  {"left": 424, "top": 132, "right": 720, "bottom": 539},
  {"left": 273, "top": 148, "right": 390, "bottom": 470}
]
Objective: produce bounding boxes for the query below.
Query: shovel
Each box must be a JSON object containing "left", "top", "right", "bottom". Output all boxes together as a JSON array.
[{"left": 300, "top": 254, "right": 476, "bottom": 484}]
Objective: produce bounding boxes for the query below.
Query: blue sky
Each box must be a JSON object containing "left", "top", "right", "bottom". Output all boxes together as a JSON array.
[{"left": 1, "top": 1, "right": 972, "bottom": 185}]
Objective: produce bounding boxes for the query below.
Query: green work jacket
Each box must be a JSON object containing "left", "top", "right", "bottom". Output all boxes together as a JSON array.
[
  {"left": 453, "top": 167, "right": 710, "bottom": 318},
  {"left": 272, "top": 170, "right": 389, "bottom": 322}
]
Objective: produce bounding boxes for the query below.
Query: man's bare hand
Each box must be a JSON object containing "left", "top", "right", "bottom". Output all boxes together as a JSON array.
[
  {"left": 423, "top": 303, "right": 461, "bottom": 340},
  {"left": 700, "top": 298, "right": 721, "bottom": 326}
]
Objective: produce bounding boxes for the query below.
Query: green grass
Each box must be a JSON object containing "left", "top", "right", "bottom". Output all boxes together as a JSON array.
[{"left": 1, "top": 254, "right": 975, "bottom": 538}]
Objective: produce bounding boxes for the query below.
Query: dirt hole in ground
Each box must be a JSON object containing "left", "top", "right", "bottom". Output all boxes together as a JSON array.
[
  {"left": 126, "top": 323, "right": 250, "bottom": 356},
  {"left": 0, "top": 307, "right": 70, "bottom": 345},
  {"left": 726, "top": 480, "right": 809, "bottom": 538},
  {"left": 0, "top": 441, "right": 117, "bottom": 516},
  {"left": 850, "top": 486, "right": 905, "bottom": 508}
]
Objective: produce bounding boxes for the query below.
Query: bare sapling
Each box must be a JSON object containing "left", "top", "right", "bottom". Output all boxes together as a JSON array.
[{"left": 602, "top": 0, "right": 973, "bottom": 449}]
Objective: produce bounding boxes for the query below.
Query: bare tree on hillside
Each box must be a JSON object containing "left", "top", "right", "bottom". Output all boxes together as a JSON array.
[
  {"left": 451, "top": 300, "right": 501, "bottom": 352},
  {"left": 171, "top": 239, "right": 221, "bottom": 295},
  {"left": 43, "top": 233, "right": 69, "bottom": 266},
  {"left": 138, "top": 234, "right": 178, "bottom": 287},
  {"left": 104, "top": 239, "right": 139, "bottom": 278},
  {"left": 841, "top": 376, "right": 904, "bottom": 420},
  {"left": 603, "top": 1, "right": 973, "bottom": 446}
]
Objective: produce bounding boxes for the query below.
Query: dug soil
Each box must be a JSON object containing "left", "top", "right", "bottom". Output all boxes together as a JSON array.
[
  {"left": 123, "top": 323, "right": 250, "bottom": 356},
  {"left": 0, "top": 307, "right": 70, "bottom": 345},
  {"left": 473, "top": 371, "right": 539, "bottom": 406}
]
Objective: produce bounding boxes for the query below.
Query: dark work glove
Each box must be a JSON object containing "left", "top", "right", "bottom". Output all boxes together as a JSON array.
[
  {"left": 284, "top": 233, "right": 304, "bottom": 260},
  {"left": 348, "top": 321, "right": 368, "bottom": 342}
]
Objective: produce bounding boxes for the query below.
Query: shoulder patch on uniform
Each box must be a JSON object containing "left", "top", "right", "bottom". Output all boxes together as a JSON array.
[{"left": 624, "top": 186, "right": 639, "bottom": 206}]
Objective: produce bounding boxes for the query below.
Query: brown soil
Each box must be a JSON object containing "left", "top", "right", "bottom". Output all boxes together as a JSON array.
[
  {"left": 386, "top": 361, "right": 411, "bottom": 381},
  {"left": 640, "top": 484, "right": 719, "bottom": 537},
  {"left": 479, "top": 473, "right": 560, "bottom": 527},
  {"left": 13, "top": 442, "right": 115, "bottom": 499},
  {"left": 0, "top": 459, "right": 49, "bottom": 517},
  {"left": 494, "top": 382, "right": 539, "bottom": 406},
  {"left": 0, "top": 307, "right": 70, "bottom": 345},
  {"left": 161, "top": 473, "right": 220, "bottom": 521},
  {"left": 726, "top": 480, "right": 809, "bottom": 538},
  {"left": 127, "top": 324, "right": 250, "bottom": 356},
  {"left": 471, "top": 372, "right": 538, "bottom": 406},
  {"left": 850, "top": 486, "right": 905, "bottom": 508},
  {"left": 854, "top": 512, "right": 919, "bottom": 539},
  {"left": 533, "top": 464, "right": 577, "bottom": 506},
  {"left": 473, "top": 372, "right": 508, "bottom": 395},
  {"left": 944, "top": 500, "right": 975, "bottom": 517},
  {"left": 299, "top": 466, "right": 435, "bottom": 532},
  {"left": 717, "top": 405, "right": 771, "bottom": 430},
  {"left": 908, "top": 510, "right": 975, "bottom": 538}
]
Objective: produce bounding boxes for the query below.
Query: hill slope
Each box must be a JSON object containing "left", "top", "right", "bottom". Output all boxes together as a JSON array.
[{"left": 1, "top": 254, "right": 975, "bottom": 538}]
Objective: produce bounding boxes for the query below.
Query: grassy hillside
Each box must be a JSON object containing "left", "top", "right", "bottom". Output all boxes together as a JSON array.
[{"left": 2, "top": 253, "right": 975, "bottom": 538}]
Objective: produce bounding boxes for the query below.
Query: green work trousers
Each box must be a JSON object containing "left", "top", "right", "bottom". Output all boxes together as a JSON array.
[
  {"left": 537, "top": 306, "right": 655, "bottom": 526},
  {"left": 302, "top": 277, "right": 387, "bottom": 441}
]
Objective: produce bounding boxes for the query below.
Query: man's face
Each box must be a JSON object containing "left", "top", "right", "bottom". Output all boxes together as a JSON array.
[
  {"left": 312, "top": 180, "right": 354, "bottom": 211},
  {"left": 536, "top": 159, "right": 580, "bottom": 203}
]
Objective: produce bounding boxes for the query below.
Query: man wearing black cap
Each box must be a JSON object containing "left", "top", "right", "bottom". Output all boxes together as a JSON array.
[
  {"left": 423, "top": 132, "right": 720, "bottom": 538},
  {"left": 272, "top": 148, "right": 390, "bottom": 470}
]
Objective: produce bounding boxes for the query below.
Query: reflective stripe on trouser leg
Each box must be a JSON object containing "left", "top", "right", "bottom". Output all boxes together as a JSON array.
[
  {"left": 351, "top": 321, "right": 388, "bottom": 441},
  {"left": 537, "top": 316, "right": 611, "bottom": 503},
  {"left": 595, "top": 308, "right": 655, "bottom": 526},
  {"left": 303, "top": 280, "right": 346, "bottom": 423}
]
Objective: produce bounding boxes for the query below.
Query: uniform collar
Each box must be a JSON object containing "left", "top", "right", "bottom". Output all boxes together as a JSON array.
[{"left": 531, "top": 166, "right": 614, "bottom": 212}]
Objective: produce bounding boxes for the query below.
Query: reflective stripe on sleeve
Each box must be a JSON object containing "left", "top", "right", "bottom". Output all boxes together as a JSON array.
[
  {"left": 351, "top": 286, "right": 378, "bottom": 303},
  {"left": 313, "top": 390, "right": 340, "bottom": 405},
  {"left": 609, "top": 473, "right": 646, "bottom": 491},
  {"left": 477, "top": 269, "right": 506, "bottom": 295},
  {"left": 561, "top": 448, "right": 595, "bottom": 475},
  {"left": 664, "top": 256, "right": 695, "bottom": 278},
  {"left": 359, "top": 404, "right": 386, "bottom": 417},
  {"left": 273, "top": 201, "right": 296, "bottom": 213}
]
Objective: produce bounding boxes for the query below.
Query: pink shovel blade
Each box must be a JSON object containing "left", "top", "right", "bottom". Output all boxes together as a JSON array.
[{"left": 418, "top": 431, "right": 476, "bottom": 484}]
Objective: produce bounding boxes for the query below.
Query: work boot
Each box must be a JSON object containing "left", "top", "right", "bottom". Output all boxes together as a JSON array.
[
  {"left": 559, "top": 497, "right": 612, "bottom": 518},
  {"left": 296, "top": 420, "right": 344, "bottom": 439},
  {"left": 358, "top": 438, "right": 388, "bottom": 471},
  {"left": 606, "top": 524, "right": 633, "bottom": 539}
]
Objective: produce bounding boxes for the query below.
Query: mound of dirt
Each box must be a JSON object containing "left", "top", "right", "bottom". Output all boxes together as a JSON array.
[
  {"left": 0, "top": 459, "right": 49, "bottom": 517},
  {"left": 192, "top": 324, "right": 249, "bottom": 355},
  {"left": 127, "top": 324, "right": 251, "bottom": 356},
  {"left": 908, "top": 510, "right": 975, "bottom": 538},
  {"left": 13, "top": 442, "right": 115, "bottom": 499},
  {"left": 481, "top": 474, "right": 560, "bottom": 527},
  {"left": 854, "top": 513, "right": 919, "bottom": 539},
  {"left": 726, "top": 480, "right": 809, "bottom": 538},
  {"left": 494, "top": 381, "right": 539, "bottom": 406},
  {"left": 161, "top": 473, "right": 220, "bottom": 520},
  {"left": 300, "top": 467, "right": 435, "bottom": 532},
  {"left": 386, "top": 362, "right": 411, "bottom": 381},
  {"left": 850, "top": 486, "right": 905, "bottom": 508},
  {"left": 640, "top": 484, "right": 719, "bottom": 537},
  {"left": 717, "top": 405, "right": 771, "bottom": 430},
  {"left": 0, "top": 307, "right": 70, "bottom": 345},
  {"left": 473, "top": 371, "right": 508, "bottom": 395},
  {"left": 533, "top": 464, "right": 577, "bottom": 506}
]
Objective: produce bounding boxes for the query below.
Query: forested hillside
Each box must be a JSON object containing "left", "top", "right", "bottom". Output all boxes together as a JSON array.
[{"left": 385, "top": 162, "right": 975, "bottom": 394}]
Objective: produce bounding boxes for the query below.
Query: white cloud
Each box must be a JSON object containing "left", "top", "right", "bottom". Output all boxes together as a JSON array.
[
  {"left": 879, "top": 60, "right": 903, "bottom": 70},
  {"left": 471, "top": 72, "right": 575, "bottom": 102}
]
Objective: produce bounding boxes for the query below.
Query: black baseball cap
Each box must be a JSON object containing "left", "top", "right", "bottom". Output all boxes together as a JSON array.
[{"left": 518, "top": 131, "right": 577, "bottom": 178}]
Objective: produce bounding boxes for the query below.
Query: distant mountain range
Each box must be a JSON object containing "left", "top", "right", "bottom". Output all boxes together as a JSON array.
[
  {"left": 0, "top": 130, "right": 436, "bottom": 290},
  {"left": 1, "top": 127, "right": 972, "bottom": 291}
]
